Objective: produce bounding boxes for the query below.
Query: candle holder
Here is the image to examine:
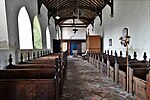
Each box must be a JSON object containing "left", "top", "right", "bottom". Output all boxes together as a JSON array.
[
  {"left": 119, "top": 28, "right": 130, "bottom": 47},
  {"left": 119, "top": 28, "right": 130, "bottom": 92}
]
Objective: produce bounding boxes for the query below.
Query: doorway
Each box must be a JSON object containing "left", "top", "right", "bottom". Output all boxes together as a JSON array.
[
  {"left": 53, "top": 39, "right": 61, "bottom": 53},
  {"left": 70, "top": 42, "right": 78, "bottom": 55},
  {"left": 69, "top": 41, "right": 81, "bottom": 55}
]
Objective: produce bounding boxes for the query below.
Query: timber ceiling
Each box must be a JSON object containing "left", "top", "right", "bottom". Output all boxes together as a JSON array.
[{"left": 38, "top": 0, "right": 113, "bottom": 27}]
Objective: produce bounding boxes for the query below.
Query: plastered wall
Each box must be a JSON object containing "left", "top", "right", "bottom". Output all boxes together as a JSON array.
[
  {"left": 103, "top": 0, "right": 150, "bottom": 60},
  {"left": 0, "top": 0, "right": 38, "bottom": 68},
  {"left": 88, "top": 0, "right": 150, "bottom": 60},
  {"left": 62, "top": 27, "right": 86, "bottom": 39},
  {"left": 0, "top": 0, "right": 58, "bottom": 68}
]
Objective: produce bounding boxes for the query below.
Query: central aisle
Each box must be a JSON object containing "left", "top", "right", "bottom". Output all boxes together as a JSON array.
[{"left": 61, "top": 56, "right": 133, "bottom": 100}]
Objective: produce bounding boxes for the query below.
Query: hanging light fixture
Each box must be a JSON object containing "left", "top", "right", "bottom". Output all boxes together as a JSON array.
[
  {"left": 72, "top": 19, "right": 78, "bottom": 34},
  {"left": 55, "top": 0, "right": 60, "bottom": 19},
  {"left": 73, "top": 28, "right": 78, "bottom": 34},
  {"left": 55, "top": 15, "right": 60, "bottom": 20}
]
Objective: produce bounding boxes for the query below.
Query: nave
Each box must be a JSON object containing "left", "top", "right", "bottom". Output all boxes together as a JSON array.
[
  {"left": 0, "top": 0, "right": 150, "bottom": 100},
  {"left": 61, "top": 56, "right": 133, "bottom": 100}
]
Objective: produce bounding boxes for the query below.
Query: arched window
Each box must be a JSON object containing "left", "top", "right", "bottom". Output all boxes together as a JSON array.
[
  {"left": 56, "top": 33, "right": 59, "bottom": 40},
  {"left": 46, "top": 26, "right": 51, "bottom": 49},
  {"left": 33, "top": 15, "right": 42, "bottom": 49},
  {"left": 18, "top": 6, "right": 33, "bottom": 49},
  {"left": 0, "top": 0, "right": 9, "bottom": 49}
]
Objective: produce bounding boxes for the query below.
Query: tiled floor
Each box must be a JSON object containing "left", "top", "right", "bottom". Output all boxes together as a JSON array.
[{"left": 61, "top": 56, "right": 134, "bottom": 100}]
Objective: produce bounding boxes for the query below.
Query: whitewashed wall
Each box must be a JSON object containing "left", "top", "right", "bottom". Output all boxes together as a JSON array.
[
  {"left": 38, "top": 4, "right": 48, "bottom": 49},
  {"left": 39, "top": 5, "right": 59, "bottom": 50},
  {"left": 49, "top": 17, "right": 60, "bottom": 53},
  {"left": 81, "top": 42, "right": 86, "bottom": 53},
  {"left": 62, "top": 27, "right": 87, "bottom": 54},
  {"left": 5, "top": 0, "right": 38, "bottom": 50},
  {"left": 62, "top": 27, "right": 86, "bottom": 39},
  {"left": 39, "top": 5, "right": 60, "bottom": 53},
  {"left": 0, "top": 0, "right": 59, "bottom": 68},
  {"left": 88, "top": 0, "right": 150, "bottom": 60},
  {"left": 0, "top": 0, "right": 38, "bottom": 68},
  {"left": 87, "top": 16, "right": 103, "bottom": 36},
  {"left": 102, "top": 0, "right": 150, "bottom": 60}
]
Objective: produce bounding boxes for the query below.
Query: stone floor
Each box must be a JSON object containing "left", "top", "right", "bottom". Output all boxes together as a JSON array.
[{"left": 61, "top": 56, "right": 134, "bottom": 100}]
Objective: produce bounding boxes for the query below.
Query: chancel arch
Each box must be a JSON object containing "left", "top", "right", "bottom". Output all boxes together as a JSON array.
[{"left": 18, "top": 6, "right": 33, "bottom": 49}]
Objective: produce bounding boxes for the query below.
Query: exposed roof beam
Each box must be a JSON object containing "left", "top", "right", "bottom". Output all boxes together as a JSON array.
[
  {"left": 60, "top": 25, "right": 87, "bottom": 28},
  {"left": 107, "top": 0, "right": 114, "bottom": 17},
  {"left": 62, "top": 23, "right": 88, "bottom": 25},
  {"left": 37, "top": 0, "right": 43, "bottom": 14},
  {"left": 40, "top": 0, "right": 110, "bottom": 26},
  {"left": 47, "top": 6, "right": 102, "bottom": 15},
  {"left": 56, "top": 16, "right": 93, "bottom": 25}
]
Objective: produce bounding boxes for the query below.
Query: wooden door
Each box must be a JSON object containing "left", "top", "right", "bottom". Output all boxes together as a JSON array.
[
  {"left": 53, "top": 39, "right": 61, "bottom": 53},
  {"left": 86, "top": 35, "right": 102, "bottom": 53}
]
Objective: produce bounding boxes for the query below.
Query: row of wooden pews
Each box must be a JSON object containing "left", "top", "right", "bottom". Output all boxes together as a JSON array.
[
  {"left": 0, "top": 51, "right": 68, "bottom": 100},
  {"left": 87, "top": 50, "right": 150, "bottom": 100}
]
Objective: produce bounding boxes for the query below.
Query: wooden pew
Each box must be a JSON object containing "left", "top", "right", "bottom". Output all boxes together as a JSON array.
[
  {"left": 114, "top": 52, "right": 147, "bottom": 90},
  {"left": 131, "top": 67, "right": 148, "bottom": 99},
  {"left": 107, "top": 51, "right": 126, "bottom": 81},
  {"left": 62, "top": 51, "right": 68, "bottom": 69},
  {"left": 107, "top": 55, "right": 116, "bottom": 80},
  {"left": 32, "top": 53, "right": 67, "bottom": 70},
  {"left": 105, "top": 50, "right": 113, "bottom": 77},
  {"left": 113, "top": 60, "right": 130, "bottom": 87},
  {"left": 0, "top": 68, "right": 59, "bottom": 100},
  {"left": 97, "top": 53, "right": 102, "bottom": 70},
  {"left": 93, "top": 52, "right": 98, "bottom": 67},
  {"left": 93, "top": 53, "right": 103, "bottom": 72},
  {"left": 128, "top": 63, "right": 148, "bottom": 95},
  {"left": 86, "top": 51, "right": 90, "bottom": 62},
  {"left": 99, "top": 53, "right": 107, "bottom": 74},
  {"left": 88, "top": 51, "right": 92, "bottom": 63},
  {"left": 7, "top": 54, "right": 64, "bottom": 98},
  {"left": 116, "top": 62, "right": 147, "bottom": 91},
  {"left": 102, "top": 51, "right": 149, "bottom": 99},
  {"left": 115, "top": 63, "right": 127, "bottom": 90},
  {"left": 7, "top": 64, "right": 58, "bottom": 69},
  {"left": 146, "top": 69, "right": 150, "bottom": 100},
  {"left": 18, "top": 53, "right": 64, "bottom": 77},
  {"left": 95, "top": 53, "right": 101, "bottom": 68},
  {"left": 127, "top": 59, "right": 148, "bottom": 96}
]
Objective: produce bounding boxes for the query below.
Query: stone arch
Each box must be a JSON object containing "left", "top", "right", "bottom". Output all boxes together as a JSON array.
[{"left": 18, "top": 6, "right": 33, "bottom": 49}]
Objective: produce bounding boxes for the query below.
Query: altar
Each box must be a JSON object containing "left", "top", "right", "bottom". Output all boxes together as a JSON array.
[{"left": 72, "top": 50, "right": 78, "bottom": 57}]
